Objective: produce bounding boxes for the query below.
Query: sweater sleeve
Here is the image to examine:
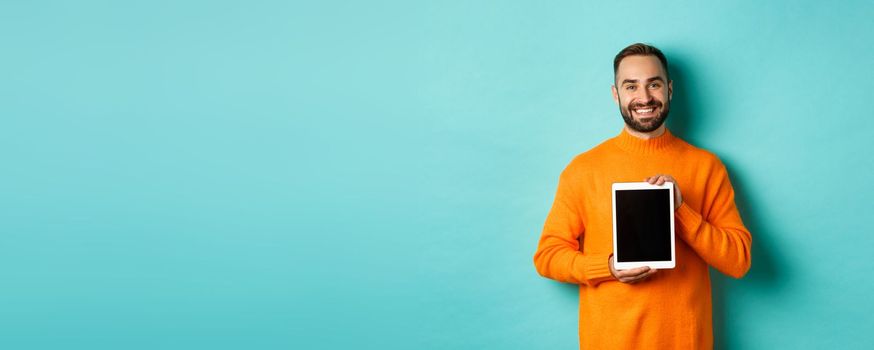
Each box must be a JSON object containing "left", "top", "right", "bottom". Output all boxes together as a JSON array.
[
  {"left": 533, "top": 169, "right": 615, "bottom": 286},
  {"left": 675, "top": 162, "right": 752, "bottom": 278}
]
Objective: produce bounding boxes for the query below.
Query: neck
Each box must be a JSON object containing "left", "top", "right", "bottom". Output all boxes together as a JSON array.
[{"left": 624, "top": 124, "right": 666, "bottom": 140}]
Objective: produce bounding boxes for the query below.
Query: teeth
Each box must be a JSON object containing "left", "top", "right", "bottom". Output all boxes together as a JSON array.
[{"left": 635, "top": 108, "right": 654, "bottom": 113}]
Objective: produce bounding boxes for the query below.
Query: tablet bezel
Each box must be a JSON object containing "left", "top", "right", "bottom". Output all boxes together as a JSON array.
[{"left": 611, "top": 181, "right": 676, "bottom": 270}]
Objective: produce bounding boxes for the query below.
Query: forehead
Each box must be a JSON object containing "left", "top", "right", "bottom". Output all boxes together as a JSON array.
[{"left": 615, "top": 55, "right": 667, "bottom": 82}]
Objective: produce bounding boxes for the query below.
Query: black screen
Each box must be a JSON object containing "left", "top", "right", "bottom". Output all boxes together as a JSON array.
[{"left": 615, "top": 189, "right": 672, "bottom": 262}]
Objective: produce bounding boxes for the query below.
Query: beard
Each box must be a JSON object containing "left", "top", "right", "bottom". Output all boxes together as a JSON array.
[{"left": 619, "top": 99, "right": 670, "bottom": 133}]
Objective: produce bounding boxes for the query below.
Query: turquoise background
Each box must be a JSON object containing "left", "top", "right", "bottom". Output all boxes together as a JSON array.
[{"left": 2, "top": 1, "right": 873, "bottom": 349}]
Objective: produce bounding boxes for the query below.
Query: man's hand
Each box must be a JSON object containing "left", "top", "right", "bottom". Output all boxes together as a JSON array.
[
  {"left": 609, "top": 255, "right": 657, "bottom": 284},
  {"left": 645, "top": 174, "right": 683, "bottom": 210}
]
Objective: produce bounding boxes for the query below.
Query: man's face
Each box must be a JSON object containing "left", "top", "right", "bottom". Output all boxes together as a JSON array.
[{"left": 611, "top": 55, "right": 673, "bottom": 133}]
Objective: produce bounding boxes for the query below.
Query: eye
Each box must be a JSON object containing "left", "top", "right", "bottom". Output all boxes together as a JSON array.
[
  {"left": 649, "top": 82, "right": 661, "bottom": 89},
  {"left": 625, "top": 85, "right": 636, "bottom": 91}
]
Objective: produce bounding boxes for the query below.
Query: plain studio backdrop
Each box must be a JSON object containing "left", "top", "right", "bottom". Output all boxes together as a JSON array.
[{"left": 2, "top": 1, "right": 873, "bottom": 349}]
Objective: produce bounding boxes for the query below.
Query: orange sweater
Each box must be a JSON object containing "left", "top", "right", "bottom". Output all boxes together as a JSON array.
[{"left": 533, "top": 128, "right": 751, "bottom": 349}]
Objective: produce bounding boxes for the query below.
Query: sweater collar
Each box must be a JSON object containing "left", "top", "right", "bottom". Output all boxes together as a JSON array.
[{"left": 613, "top": 127, "right": 678, "bottom": 155}]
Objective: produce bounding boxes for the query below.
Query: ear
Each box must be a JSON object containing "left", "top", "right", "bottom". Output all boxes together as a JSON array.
[
  {"left": 611, "top": 85, "right": 619, "bottom": 105},
  {"left": 668, "top": 80, "right": 673, "bottom": 100}
]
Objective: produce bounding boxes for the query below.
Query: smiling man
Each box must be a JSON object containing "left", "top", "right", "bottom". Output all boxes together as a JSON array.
[{"left": 533, "top": 43, "right": 752, "bottom": 349}]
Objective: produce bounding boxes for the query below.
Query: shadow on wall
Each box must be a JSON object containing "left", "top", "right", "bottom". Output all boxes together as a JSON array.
[
  {"left": 666, "top": 55, "right": 715, "bottom": 146},
  {"left": 547, "top": 56, "right": 790, "bottom": 349},
  {"left": 711, "top": 159, "right": 789, "bottom": 349},
  {"left": 669, "top": 56, "right": 790, "bottom": 350}
]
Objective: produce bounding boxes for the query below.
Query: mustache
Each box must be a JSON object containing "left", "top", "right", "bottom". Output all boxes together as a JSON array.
[{"left": 629, "top": 101, "right": 662, "bottom": 109}]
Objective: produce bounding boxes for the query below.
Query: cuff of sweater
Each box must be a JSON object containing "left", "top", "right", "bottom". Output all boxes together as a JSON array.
[
  {"left": 676, "top": 202, "right": 703, "bottom": 242},
  {"left": 573, "top": 252, "right": 615, "bottom": 286}
]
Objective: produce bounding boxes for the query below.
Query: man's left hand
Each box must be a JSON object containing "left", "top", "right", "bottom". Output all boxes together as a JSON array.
[{"left": 645, "top": 174, "right": 683, "bottom": 210}]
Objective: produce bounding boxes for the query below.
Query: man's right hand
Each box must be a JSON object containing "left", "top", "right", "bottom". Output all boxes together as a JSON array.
[{"left": 609, "top": 255, "right": 657, "bottom": 284}]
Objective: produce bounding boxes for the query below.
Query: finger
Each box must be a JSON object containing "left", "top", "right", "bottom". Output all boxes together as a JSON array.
[
  {"left": 642, "top": 269, "right": 658, "bottom": 279},
  {"left": 615, "top": 266, "right": 649, "bottom": 277},
  {"left": 645, "top": 176, "right": 657, "bottom": 184},
  {"left": 635, "top": 272, "right": 657, "bottom": 284},
  {"left": 632, "top": 268, "right": 657, "bottom": 280},
  {"left": 624, "top": 269, "right": 658, "bottom": 283},
  {"left": 619, "top": 266, "right": 656, "bottom": 278},
  {"left": 622, "top": 275, "right": 646, "bottom": 284},
  {"left": 615, "top": 266, "right": 651, "bottom": 278},
  {"left": 656, "top": 175, "right": 666, "bottom": 186}
]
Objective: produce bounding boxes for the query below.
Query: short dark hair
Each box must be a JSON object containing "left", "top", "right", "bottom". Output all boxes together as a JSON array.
[{"left": 613, "top": 43, "right": 670, "bottom": 81}]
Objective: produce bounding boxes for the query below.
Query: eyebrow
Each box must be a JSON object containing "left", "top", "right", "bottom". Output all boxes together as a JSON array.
[{"left": 621, "top": 77, "right": 666, "bottom": 85}]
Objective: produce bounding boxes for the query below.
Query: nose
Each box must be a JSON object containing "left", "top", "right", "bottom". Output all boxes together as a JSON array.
[{"left": 637, "top": 88, "right": 653, "bottom": 103}]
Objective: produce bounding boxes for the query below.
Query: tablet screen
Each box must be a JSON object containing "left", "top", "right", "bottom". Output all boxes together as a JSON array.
[{"left": 615, "top": 188, "right": 672, "bottom": 262}]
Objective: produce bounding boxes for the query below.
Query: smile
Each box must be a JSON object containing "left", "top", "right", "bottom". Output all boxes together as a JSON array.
[{"left": 633, "top": 107, "right": 657, "bottom": 115}]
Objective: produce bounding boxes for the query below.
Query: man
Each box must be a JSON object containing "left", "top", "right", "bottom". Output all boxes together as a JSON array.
[{"left": 533, "top": 43, "right": 752, "bottom": 349}]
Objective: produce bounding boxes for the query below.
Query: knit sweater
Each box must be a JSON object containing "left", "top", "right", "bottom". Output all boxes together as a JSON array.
[{"left": 533, "top": 128, "right": 752, "bottom": 349}]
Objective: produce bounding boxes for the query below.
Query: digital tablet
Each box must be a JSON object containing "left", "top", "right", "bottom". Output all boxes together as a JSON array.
[{"left": 612, "top": 182, "right": 676, "bottom": 270}]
